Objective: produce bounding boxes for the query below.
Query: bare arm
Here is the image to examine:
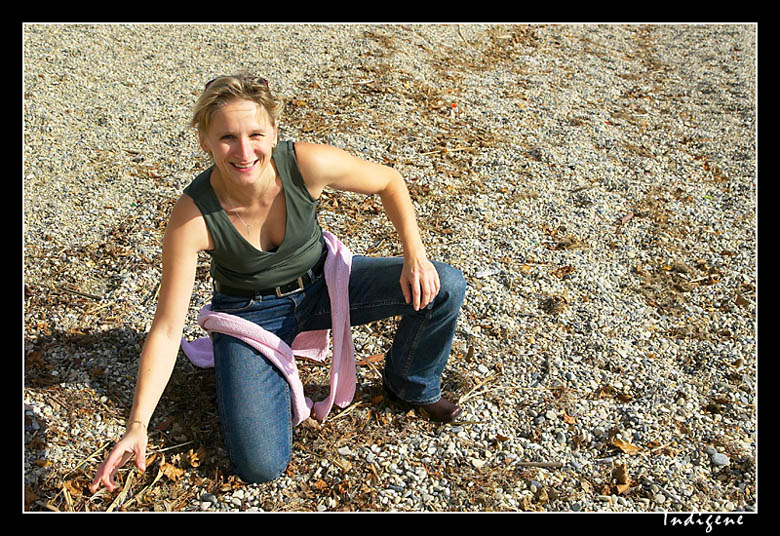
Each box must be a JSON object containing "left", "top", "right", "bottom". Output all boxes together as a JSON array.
[
  {"left": 295, "top": 142, "right": 439, "bottom": 310},
  {"left": 90, "top": 195, "right": 206, "bottom": 493}
]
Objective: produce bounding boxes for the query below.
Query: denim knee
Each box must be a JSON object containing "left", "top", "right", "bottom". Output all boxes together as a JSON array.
[
  {"left": 233, "top": 450, "right": 291, "bottom": 484},
  {"left": 435, "top": 262, "right": 467, "bottom": 308}
]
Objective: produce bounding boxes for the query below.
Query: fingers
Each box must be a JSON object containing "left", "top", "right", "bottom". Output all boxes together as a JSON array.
[
  {"left": 401, "top": 277, "right": 412, "bottom": 306},
  {"left": 402, "top": 264, "right": 441, "bottom": 311},
  {"left": 89, "top": 444, "right": 141, "bottom": 494},
  {"left": 135, "top": 444, "right": 147, "bottom": 473}
]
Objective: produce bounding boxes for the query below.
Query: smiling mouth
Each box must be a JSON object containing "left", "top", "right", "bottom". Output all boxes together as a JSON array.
[{"left": 231, "top": 160, "right": 258, "bottom": 170}]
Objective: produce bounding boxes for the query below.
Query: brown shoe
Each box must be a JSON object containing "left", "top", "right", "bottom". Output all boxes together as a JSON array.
[
  {"left": 417, "top": 398, "right": 462, "bottom": 423},
  {"left": 383, "top": 381, "right": 462, "bottom": 423}
]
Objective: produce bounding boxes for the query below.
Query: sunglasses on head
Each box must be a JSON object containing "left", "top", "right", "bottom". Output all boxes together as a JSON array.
[{"left": 204, "top": 75, "right": 269, "bottom": 90}]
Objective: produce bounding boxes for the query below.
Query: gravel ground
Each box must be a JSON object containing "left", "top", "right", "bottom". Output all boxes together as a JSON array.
[{"left": 23, "top": 23, "right": 757, "bottom": 513}]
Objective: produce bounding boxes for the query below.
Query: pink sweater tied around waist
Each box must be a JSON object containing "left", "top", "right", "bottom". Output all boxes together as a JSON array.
[{"left": 180, "top": 231, "right": 355, "bottom": 426}]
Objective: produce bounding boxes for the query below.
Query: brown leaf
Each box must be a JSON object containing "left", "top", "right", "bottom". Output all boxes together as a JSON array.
[
  {"left": 186, "top": 446, "right": 208, "bottom": 468},
  {"left": 161, "top": 462, "right": 185, "bottom": 482},
  {"left": 550, "top": 265, "right": 575, "bottom": 279},
  {"left": 357, "top": 353, "right": 385, "bottom": 366},
  {"left": 613, "top": 463, "right": 631, "bottom": 494},
  {"left": 25, "top": 486, "right": 40, "bottom": 509},
  {"left": 63, "top": 478, "right": 86, "bottom": 498},
  {"left": 595, "top": 385, "right": 615, "bottom": 399},
  {"left": 610, "top": 438, "right": 642, "bottom": 455}
]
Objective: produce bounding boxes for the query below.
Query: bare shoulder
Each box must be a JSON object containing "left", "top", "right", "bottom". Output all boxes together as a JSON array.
[
  {"left": 165, "top": 193, "right": 213, "bottom": 253},
  {"left": 294, "top": 141, "right": 353, "bottom": 168},
  {"left": 293, "top": 141, "right": 396, "bottom": 197},
  {"left": 294, "top": 142, "right": 355, "bottom": 183}
]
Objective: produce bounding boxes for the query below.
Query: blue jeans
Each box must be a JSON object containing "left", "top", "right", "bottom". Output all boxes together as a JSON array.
[{"left": 210, "top": 255, "right": 466, "bottom": 483}]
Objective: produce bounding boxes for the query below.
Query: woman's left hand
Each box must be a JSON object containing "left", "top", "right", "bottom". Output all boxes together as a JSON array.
[{"left": 400, "top": 254, "right": 440, "bottom": 311}]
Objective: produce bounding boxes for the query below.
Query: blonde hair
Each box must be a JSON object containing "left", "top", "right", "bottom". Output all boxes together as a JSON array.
[{"left": 190, "top": 72, "right": 284, "bottom": 134}]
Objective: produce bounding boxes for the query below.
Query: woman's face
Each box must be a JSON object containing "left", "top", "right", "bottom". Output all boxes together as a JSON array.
[{"left": 199, "top": 98, "right": 279, "bottom": 190}]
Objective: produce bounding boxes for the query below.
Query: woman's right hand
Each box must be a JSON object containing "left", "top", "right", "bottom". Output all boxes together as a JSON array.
[{"left": 89, "top": 422, "right": 148, "bottom": 494}]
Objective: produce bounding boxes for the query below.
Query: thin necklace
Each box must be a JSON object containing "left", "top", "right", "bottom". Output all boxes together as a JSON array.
[{"left": 227, "top": 200, "right": 251, "bottom": 234}]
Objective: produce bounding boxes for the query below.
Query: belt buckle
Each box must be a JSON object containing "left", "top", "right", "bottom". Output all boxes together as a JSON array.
[{"left": 275, "top": 276, "right": 304, "bottom": 297}]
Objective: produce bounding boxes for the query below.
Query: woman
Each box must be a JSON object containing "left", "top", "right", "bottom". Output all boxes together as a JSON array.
[{"left": 90, "top": 73, "right": 466, "bottom": 490}]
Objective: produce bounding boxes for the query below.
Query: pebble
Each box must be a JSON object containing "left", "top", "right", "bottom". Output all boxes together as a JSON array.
[
  {"left": 711, "top": 453, "right": 730, "bottom": 467},
  {"left": 23, "top": 23, "right": 756, "bottom": 513}
]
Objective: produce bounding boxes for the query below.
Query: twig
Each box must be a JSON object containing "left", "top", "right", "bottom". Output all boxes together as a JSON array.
[
  {"left": 63, "top": 441, "right": 111, "bottom": 479},
  {"left": 122, "top": 454, "right": 166, "bottom": 509},
  {"left": 360, "top": 355, "right": 384, "bottom": 382},
  {"left": 456, "top": 24, "right": 477, "bottom": 51},
  {"left": 106, "top": 468, "right": 135, "bottom": 512},
  {"left": 62, "top": 484, "right": 74, "bottom": 512},
  {"left": 329, "top": 401, "right": 363, "bottom": 421},
  {"left": 569, "top": 183, "right": 596, "bottom": 193},
  {"left": 35, "top": 500, "right": 60, "bottom": 512},
  {"left": 510, "top": 385, "right": 573, "bottom": 392},
  {"left": 458, "top": 373, "right": 500, "bottom": 405},
  {"left": 150, "top": 440, "right": 195, "bottom": 454},
  {"left": 515, "top": 461, "right": 563, "bottom": 469},
  {"left": 58, "top": 284, "right": 104, "bottom": 301},
  {"left": 418, "top": 146, "right": 475, "bottom": 157}
]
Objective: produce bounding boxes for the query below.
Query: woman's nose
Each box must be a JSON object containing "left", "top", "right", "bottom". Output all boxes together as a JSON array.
[{"left": 236, "top": 137, "right": 254, "bottom": 160}]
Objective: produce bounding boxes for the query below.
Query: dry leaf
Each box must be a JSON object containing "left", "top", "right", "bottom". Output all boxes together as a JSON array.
[
  {"left": 550, "top": 265, "right": 575, "bottom": 279},
  {"left": 333, "top": 457, "right": 352, "bottom": 473},
  {"left": 63, "top": 478, "right": 85, "bottom": 498},
  {"left": 595, "top": 385, "right": 615, "bottom": 399},
  {"left": 161, "top": 462, "right": 185, "bottom": 482},
  {"left": 613, "top": 463, "right": 631, "bottom": 494},
  {"left": 610, "top": 438, "right": 642, "bottom": 455},
  {"left": 186, "top": 446, "right": 208, "bottom": 468},
  {"left": 357, "top": 354, "right": 385, "bottom": 366}
]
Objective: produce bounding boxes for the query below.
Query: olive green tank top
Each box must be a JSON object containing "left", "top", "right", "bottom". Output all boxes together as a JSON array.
[{"left": 183, "top": 140, "right": 324, "bottom": 290}]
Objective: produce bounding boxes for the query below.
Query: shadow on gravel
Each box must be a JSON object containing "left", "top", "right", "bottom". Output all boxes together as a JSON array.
[{"left": 23, "top": 327, "right": 237, "bottom": 511}]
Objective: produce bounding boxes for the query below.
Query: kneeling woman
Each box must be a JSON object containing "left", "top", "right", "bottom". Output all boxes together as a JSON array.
[{"left": 90, "top": 74, "right": 466, "bottom": 489}]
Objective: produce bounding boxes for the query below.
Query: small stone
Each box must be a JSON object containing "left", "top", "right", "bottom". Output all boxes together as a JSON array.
[
  {"left": 200, "top": 493, "right": 218, "bottom": 505},
  {"left": 470, "top": 458, "right": 487, "bottom": 469},
  {"left": 711, "top": 453, "right": 730, "bottom": 467}
]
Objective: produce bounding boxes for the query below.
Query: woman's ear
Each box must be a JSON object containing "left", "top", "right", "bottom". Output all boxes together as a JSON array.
[{"left": 198, "top": 130, "right": 211, "bottom": 154}]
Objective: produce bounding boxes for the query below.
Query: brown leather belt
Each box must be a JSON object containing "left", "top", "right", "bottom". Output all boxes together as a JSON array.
[{"left": 214, "top": 249, "right": 327, "bottom": 299}]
